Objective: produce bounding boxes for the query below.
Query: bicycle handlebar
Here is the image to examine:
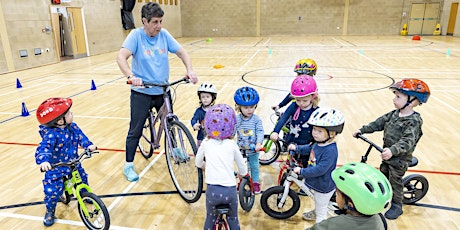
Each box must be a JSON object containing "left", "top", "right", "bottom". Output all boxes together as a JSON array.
[
  {"left": 355, "top": 133, "right": 384, "bottom": 153},
  {"left": 40, "top": 149, "right": 99, "bottom": 172},
  {"left": 126, "top": 77, "right": 190, "bottom": 88}
]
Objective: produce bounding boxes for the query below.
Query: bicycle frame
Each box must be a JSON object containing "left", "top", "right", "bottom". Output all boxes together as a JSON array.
[
  {"left": 135, "top": 77, "right": 203, "bottom": 203},
  {"left": 278, "top": 170, "right": 314, "bottom": 209},
  {"left": 63, "top": 169, "right": 94, "bottom": 217}
]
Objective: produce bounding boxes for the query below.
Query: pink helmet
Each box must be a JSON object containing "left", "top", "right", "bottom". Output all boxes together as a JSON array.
[
  {"left": 290, "top": 75, "right": 317, "bottom": 97},
  {"left": 204, "top": 104, "right": 236, "bottom": 139}
]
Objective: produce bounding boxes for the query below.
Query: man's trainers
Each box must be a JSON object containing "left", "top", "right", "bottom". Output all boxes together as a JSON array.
[
  {"left": 173, "top": 147, "right": 190, "bottom": 162},
  {"left": 254, "top": 182, "right": 261, "bottom": 194},
  {"left": 302, "top": 210, "right": 316, "bottom": 221},
  {"left": 123, "top": 165, "right": 139, "bottom": 182},
  {"left": 43, "top": 210, "right": 55, "bottom": 226}
]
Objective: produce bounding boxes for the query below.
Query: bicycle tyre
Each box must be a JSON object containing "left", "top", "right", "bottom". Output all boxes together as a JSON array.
[
  {"left": 78, "top": 192, "right": 110, "bottom": 230},
  {"left": 260, "top": 186, "right": 300, "bottom": 219},
  {"left": 238, "top": 177, "right": 255, "bottom": 212},
  {"left": 138, "top": 118, "right": 154, "bottom": 159},
  {"left": 259, "top": 134, "right": 281, "bottom": 165},
  {"left": 59, "top": 191, "right": 71, "bottom": 204},
  {"left": 165, "top": 120, "right": 203, "bottom": 203},
  {"left": 402, "top": 174, "right": 429, "bottom": 204}
]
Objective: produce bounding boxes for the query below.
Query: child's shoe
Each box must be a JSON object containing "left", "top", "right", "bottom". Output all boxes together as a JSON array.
[
  {"left": 123, "top": 164, "right": 139, "bottom": 182},
  {"left": 254, "top": 182, "right": 261, "bottom": 194},
  {"left": 302, "top": 210, "right": 316, "bottom": 221},
  {"left": 385, "top": 202, "right": 403, "bottom": 220},
  {"left": 43, "top": 210, "right": 55, "bottom": 226}
]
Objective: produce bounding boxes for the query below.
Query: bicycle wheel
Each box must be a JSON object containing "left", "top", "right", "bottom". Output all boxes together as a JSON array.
[
  {"left": 238, "top": 177, "right": 255, "bottom": 212},
  {"left": 138, "top": 118, "right": 154, "bottom": 159},
  {"left": 165, "top": 120, "right": 203, "bottom": 203},
  {"left": 259, "top": 134, "right": 281, "bottom": 165},
  {"left": 260, "top": 186, "right": 300, "bottom": 219},
  {"left": 402, "top": 174, "right": 429, "bottom": 204},
  {"left": 78, "top": 192, "right": 110, "bottom": 230}
]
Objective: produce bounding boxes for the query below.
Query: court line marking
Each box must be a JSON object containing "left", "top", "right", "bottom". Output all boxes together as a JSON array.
[
  {"left": 106, "top": 150, "right": 165, "bottom": 212},
  {"left": 0, "top": 212, "right": 144, "bottom": 230}
]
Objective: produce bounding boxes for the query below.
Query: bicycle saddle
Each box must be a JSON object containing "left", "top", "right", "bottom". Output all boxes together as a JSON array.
[{"left": 215, "top": 204, "right": 231, "bottom": 215}]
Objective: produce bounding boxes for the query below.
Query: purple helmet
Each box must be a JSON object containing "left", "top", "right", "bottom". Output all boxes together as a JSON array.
[{"left": 204, "top": 104, "right": 236, "bottom": 139}]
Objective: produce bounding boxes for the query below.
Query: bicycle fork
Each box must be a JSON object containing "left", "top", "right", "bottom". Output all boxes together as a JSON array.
[{"left": 277, "top": 180, "right": 292, "bottom": 209}]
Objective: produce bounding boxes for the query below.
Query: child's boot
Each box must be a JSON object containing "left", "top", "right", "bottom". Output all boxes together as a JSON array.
[
  {"left": 254, "top": 182, "right": 261, "bottom": 194},
  {"left": 385, "top": 202, "right": 403, "bottom": 220},
  {"left": 43, "top": 210, "right": 55, "bottom": 226}
]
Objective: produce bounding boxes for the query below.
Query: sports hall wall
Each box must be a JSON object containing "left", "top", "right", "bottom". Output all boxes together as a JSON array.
[{"left": 0, "top": 0, "right": 458, "bottom": 74}]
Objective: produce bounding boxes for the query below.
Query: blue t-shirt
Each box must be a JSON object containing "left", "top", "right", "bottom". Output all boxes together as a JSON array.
[{"left": 122, "top": 28, "right": 181, "bottom": 95}]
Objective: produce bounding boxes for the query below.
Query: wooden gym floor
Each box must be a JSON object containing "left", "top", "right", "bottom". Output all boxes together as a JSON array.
[{"left": 0, "top": 35, "right": 459, "bottom": 229}]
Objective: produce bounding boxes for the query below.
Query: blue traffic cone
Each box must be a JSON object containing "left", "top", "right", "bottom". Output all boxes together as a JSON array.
[
  {"left": 91, "top": 80, "right": 97, "bottom": 90},
  {"left": 16, "top": 78, "right": 22, "bottom": 88},
  {"left": 21, "top": 102, "right": 29, "bottom": 116}
]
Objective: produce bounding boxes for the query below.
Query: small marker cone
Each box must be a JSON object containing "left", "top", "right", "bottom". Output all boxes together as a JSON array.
[
  {"left": 16, "top": 78, "right": 22, "bottom": 88},
  {"left": 359, "top": 49, "right": 364, "bottom": 55},
  {"left": 91, "top": 80, "right": 97, "bottom": 90},
  {"left": 21, "top": 102, "right": 29, "bottom": 116},
  {"left": 268, "top": 48, "right": 273, "bottom": 55},
  {"left": 446, "top": 48, "right": 451, "bottom": 57}
]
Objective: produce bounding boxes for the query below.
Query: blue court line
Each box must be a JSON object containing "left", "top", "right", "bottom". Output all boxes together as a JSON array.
[{"left": 1, "top": 190, "right": 459, "bottom": 213}]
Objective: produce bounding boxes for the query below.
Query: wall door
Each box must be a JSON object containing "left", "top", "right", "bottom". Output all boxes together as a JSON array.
[
  {"left": 67, "top": 7, "right": 87, "bottom": 58},
  {"left": 408, "top": 3, "right": 440, "bottom": 35},
  {"left": 447, "top": 3, "right": 458, "bottom": 35}
]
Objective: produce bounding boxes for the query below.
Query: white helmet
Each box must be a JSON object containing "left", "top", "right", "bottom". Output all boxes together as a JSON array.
[
  {"left": 308, "top": 107, "right": 345, "bottom": 133},
  {"left": 198, "top": 83, "right": 217, "bottom": 95}
]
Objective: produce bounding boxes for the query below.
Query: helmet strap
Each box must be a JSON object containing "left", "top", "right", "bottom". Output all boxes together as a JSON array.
[
  {"left": 315, "top": 130, "right": 331, "bottom": 144},
  {"left": 401, "top": 97, "right": 417, "bottom": 110}
]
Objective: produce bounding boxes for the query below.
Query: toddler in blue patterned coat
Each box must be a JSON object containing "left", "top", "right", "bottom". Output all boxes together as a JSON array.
[{"left": 35, "top": 98, "right": 97, "bottom": 227}]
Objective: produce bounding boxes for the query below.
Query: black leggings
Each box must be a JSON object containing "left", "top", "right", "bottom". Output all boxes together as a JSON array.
[{"left": 125, "top": 90, "right": 171, "bottom": 162}]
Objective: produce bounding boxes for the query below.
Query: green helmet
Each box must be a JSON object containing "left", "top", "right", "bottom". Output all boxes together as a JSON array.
[{"left": 332, "top": 162, "right": 392, "bottom": 215}]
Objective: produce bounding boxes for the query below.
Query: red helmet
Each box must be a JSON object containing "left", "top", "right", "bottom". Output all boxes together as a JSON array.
[
  {"left": 390, "top": 79, "right": 430, "bottom": 103},
  {"left": 36, "top": 98, "right": 72, "bottom": 126}
]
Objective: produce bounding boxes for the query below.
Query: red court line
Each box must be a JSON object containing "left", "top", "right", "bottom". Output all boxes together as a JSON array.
[{"left": 2, "top": 141, "right": 459, "bottom": 175}]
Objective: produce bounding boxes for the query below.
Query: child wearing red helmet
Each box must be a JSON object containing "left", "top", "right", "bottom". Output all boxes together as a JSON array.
[
  {"left": 353, "top": 78, "right": 430, "bottom": 220},
  {"left": 195, "top": 104, "right": 247, "bottom": 229},
  {"left": 35, "top": 97, "right": 97, "bottom": 227}
]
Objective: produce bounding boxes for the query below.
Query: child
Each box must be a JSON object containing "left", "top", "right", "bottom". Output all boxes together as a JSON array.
[
  {"left": 272, "top": 58, "right": 317, "bottom": 111},
  {"left": 195, "top": 104, "right": 247, "bottom": 230},
  {"left": 307, "top": 162, "right": 392, "bottom": 230},
  {"left": 270, "top": 75, "right": 320, "bottom": 167},
  {"left": 352, "top": 78, "right": 430, "bottom": 220},
  {"left": 191, "top": 83, "right": 217, "bottom": 148},
  {"left": 234, "top": 86, "right": 264, "bottom": 193},
  {"left": 291, "top": 107, "right": 345, "bottom": 223},
  {"left": 35, "top": 97, "right": 97, "bottom": 226}
]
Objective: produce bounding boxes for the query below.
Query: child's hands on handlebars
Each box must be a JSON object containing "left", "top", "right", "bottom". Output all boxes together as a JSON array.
[
  {"left": 352, "top": 130, "right": 361, "bottom": 138},
  {"left": 40, "top": 162, "right": 52, "bottom": 172}
]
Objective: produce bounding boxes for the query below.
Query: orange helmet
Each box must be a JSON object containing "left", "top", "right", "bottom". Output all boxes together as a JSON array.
[
  {"left": 36, "top": 98, "right": 72, "bottom": 126},
  {"left": 390, "top": 79, "right": 430, "bottom": 103}
]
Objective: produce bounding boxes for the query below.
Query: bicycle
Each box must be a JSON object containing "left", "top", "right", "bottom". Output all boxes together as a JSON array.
[
  {"left": 237, "top": 149, "right": 259, "bottom": 212},
  {"left": 260, "top": 150, "right": 315, "bottom": 219},
  {"left": 356, "top": 133, "right": 429, "bottom": 204},
  {"left": 131, "top": 77, "right": 203, "bottom": 203},
  {"left": 42, "top": 149, "right": 110, "bottom": 230},
  {"left": 212, "top": 204, "right": 231, "bottom": 230},
  {"left": 259, "top": 109, "right": 290, "bottom": 165}
]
